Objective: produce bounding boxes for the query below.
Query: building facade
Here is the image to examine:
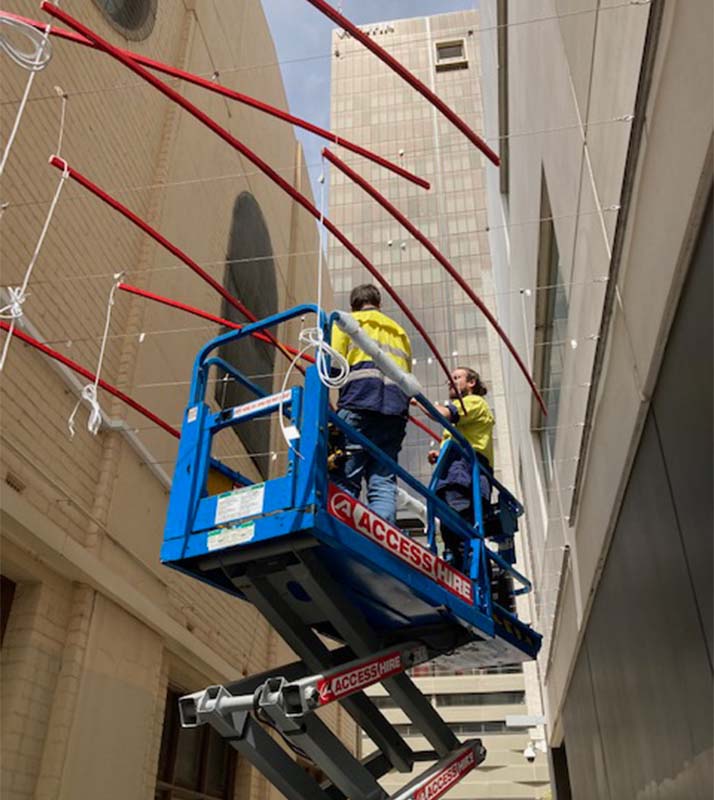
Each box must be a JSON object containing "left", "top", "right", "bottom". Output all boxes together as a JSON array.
[
  {"left": 329, "top": 11, "right": 550, "bottom": 798},
  {"left": 480, "top": 1, "right": 712, "bottom": 798},
  {"left": 0, "top": 2, "right": 348, "bottom": 799}
]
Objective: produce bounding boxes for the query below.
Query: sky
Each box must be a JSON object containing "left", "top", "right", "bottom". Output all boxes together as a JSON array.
[{"left": 260, "top": 0, "right": 477, "bottom": 200}]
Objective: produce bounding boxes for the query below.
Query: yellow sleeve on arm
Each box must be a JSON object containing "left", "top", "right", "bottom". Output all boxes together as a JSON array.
[
  {"left": 330, "top": 322, "right": 349, "bottom": 359},
  {"left": 403, "top": 333, "right": 412, "bottom": 373}
]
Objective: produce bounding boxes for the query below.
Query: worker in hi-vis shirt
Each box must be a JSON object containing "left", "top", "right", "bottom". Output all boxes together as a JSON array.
[{"left": 331, "top": 284, "right": 412, "bottom": 524}]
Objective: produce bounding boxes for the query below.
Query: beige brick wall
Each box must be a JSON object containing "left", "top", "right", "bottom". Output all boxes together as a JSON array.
[{"left": 1, "top": 1, "right": 352, "bottom": 798}]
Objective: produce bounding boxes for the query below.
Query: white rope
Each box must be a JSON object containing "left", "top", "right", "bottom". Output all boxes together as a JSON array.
[
  {"left": 54, "top": 86, "right": 68, "bottom": 157},
  {"left": 0, "top": 18, "right": 53, "bottom": 177},
  {"left": 277, "top": 155, "right": 349, "bottom": 453},
  {"left": 68, "top": 272, "right": 124, "bottom": 438},
  {"left": 0, "top": 17, "right": 52, "bottom": 71},
  {"left": 0, "top": 159, "right": 69, "bottom": 371}
]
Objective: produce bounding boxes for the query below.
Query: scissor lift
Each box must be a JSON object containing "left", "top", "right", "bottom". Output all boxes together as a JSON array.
[{"left": 162, "top": 305, "right": 541, "bottom": 799}]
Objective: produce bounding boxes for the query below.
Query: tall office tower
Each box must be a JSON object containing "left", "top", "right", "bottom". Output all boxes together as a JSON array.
[{"left": 329, "top": 11, "right": 550, "bottom": 799}]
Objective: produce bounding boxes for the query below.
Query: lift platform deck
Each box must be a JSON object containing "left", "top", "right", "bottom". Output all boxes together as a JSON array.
[{"left": 161, "top": 305, "right": 541, "bottom": 799}]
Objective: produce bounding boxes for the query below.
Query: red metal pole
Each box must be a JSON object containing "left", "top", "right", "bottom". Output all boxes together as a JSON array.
[
  {"left": 48, "top": 156, "right": 299, "bottom": 371},
  {"left": 41, "top": 3, "right": 459, "bottom": 400},
  {"left": 118, "top": 283, "right": 315, "bottom": 364},
  {"left": 0, "top": 320, "right": 180, "bottom": 438},
  {"left": 407, "top": 414, "right": 441, "bottom": 441},
  {"left": 323, "top": 148, "right": 546, "bottom": 415},
  {"left": 0, "top": 10, "right": 428, "bottom": 189},
  {"left": 302, "top": 0, "right": 500, "bottom": 166},
  {"left": 121, "top": 283, "right": 443, "bottom": 442}
]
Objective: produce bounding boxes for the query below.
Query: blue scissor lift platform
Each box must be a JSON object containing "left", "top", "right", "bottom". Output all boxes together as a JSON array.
[{"left": 163, "top": 306, "right": 541, "bottom": 800}]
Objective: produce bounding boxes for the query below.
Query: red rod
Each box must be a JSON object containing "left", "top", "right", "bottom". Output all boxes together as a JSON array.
[
  {"left": 42, "top": 3, "right": 460, "bottom": 401},
  {"left": 408, "top": 414, "right": 440, "bottom": 441},
  {"left": 47, "top": 156, "right": 298, "bottom": 371},
  {"left": 324, "top": 148, "right": 546, "bottom": 415},
  {"left": 1, "top": 10, "right": 428, "bottom": 190},
  {"left": 303, "top": 0, "right": 500, "bottom": 167},
  {"left": 118, "top": 283, "right": 315, "bottom": 364},
  {"left": 121, "top": 283, "right": 442, "bottom": 442},
  {"left": 0, "top": 321, "right": 180, "bottom": 438}
]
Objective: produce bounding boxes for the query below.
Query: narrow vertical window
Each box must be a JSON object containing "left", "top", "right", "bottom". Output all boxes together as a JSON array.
[
  {"left": 215, "top": 193, "right": 278, "bottom": 480},
  {"left": 532, "top": 174, "right": 569, "bottom": 494}
]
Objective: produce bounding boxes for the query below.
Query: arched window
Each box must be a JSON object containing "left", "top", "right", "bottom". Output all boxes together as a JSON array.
[
  {"left": 93, "top": 0, "right": 157, "bottom": 40},
  {"left": 215, "top": 193, "right": 278, "bottom": 480}
]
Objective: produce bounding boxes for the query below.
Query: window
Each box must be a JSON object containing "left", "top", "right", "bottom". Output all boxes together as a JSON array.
[
  {"left": 155, "top": 689, "right": 236, "bottom": 800},
  {"left": 435, "top": 690, "right": 526, "bottom": 707},
  {"left": 371, "top": 690, "right": 525, "bottom": 709},
  {"left": 435, "top": 40, "right": 468, "bottom": 72},
  {"left": 532, "top": 174, "right": 569, "bottom": 494},
  {"left": 93, "top": 0, "right": 157, "bottom": 40},
  {"left": 216, "top": 193, "right": 278, "bottom": 480},
  {"left": 1, "top": 574, "right": 16, "bottom": 646},
  {"left": 393, "top": 721, "right": 529, "bottom": 736}
]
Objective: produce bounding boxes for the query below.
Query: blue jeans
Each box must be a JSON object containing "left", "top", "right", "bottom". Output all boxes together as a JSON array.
[{"left": 334, "top": 409, "right": 407, "bottom": 525}]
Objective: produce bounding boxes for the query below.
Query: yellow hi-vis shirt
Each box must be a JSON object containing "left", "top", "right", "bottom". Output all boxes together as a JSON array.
[
  {"left": 441, "top": 393, "right": 495, "bottom": 468},
  {"left": 331, "top": 309, "right": 412, "bottom": 416}
]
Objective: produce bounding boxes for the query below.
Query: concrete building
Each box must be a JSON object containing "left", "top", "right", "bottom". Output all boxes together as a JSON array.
[
  {"left": 329, "top": 11, "right": 550, "bottom": 798},
  {"left": 0, "top": 2, "right": 346, "bottom": 799},
  {"left": 480, "top": 1, "right": 712, "bottom": 797}
]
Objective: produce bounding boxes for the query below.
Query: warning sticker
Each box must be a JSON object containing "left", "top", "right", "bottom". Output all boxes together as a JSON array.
[
  {"left": 206, "top": 522, "right": 255, "bottom": 552},
  {"left": 215, "top": 484, "right": 265, "bottom": 524}
]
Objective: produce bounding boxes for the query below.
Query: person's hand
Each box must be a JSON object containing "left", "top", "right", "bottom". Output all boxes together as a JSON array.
[{"left": 427, "top": 449, "right": 439, "bottom": 465}]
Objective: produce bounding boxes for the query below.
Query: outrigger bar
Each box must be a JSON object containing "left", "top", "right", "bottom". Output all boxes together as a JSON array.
[
  {"left": 178, "top": 643, "right": 486, "bottom": 800},
  {"left": 180, "top": 642, "right": 430, "bottom": 724}
]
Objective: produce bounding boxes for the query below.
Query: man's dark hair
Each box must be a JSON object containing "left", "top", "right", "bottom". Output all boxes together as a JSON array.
[
  {"left": 458, "top": 366, "right": 488, "bottom": 396},
  {"left": 350, "top": 284, "right": 381, "bottom": 311}
]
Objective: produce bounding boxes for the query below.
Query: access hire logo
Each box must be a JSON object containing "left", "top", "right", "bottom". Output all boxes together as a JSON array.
[
  {"left": 316, "top": 651, "right": 403, "bottom": 704},
  {"left": 414, "top": 749, "right": 477, "bottom": 800},
  {"left": 327, "top": 484, "right": 473, "bottom": 605}
]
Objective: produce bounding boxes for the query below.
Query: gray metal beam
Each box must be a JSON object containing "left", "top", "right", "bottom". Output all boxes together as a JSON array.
[
  {"left": 198, "top": 706, "right": 329, "bottom": 800},
  {"left": 232, "top": 567, "right": 414, "bottom": 772},
  {"left": 258, "top": 679, "right": 388, "bottom": 800},
  {"left": 291, "top": 551, "right": 460, "bottom": 756}
]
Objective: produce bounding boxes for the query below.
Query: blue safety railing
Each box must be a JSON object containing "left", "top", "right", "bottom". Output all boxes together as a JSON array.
[{"left": 163, "top": 305, "right": 531, "bottom": 626}]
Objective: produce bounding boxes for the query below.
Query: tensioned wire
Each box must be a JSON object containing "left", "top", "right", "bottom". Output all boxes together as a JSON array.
[
  {"left": 0, "top": 200, "right": 618, "bottom": 284},
  {"left": 0, "top": 0, "right": 649, "bottom": 102}
]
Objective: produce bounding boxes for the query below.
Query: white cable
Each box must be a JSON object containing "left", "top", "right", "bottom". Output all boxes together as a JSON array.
[
  {"left": 0, "top": 19, "right": 53, "bottom": 177},
  {"left": 68, "top": 272, "right": 124, "bottom": 438},
  {"left": 0, "top": 159, "right": 69, "bottom": 371},
  {"left": 277, "top": 155, "right": 350, "bottom": 453},
  {"left": 0, "top": 17, "right": 52, "bottom": 71}
]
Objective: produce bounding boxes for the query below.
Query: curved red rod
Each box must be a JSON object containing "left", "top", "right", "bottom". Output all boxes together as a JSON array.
[
  {"left": 0, "top": 320, "right": 179, "bottom": 438},
  {"left": 408, "top": 414, "right": 441, "bottom": 441},
  {"left": 118, "top": 283, "right": 314, "bottom": 364},
  {"left": 323, "top": 148, "right": 546, "bottom": 415},
  {"left": 1, "top": 10, "right": 427, "bottom": 190},
  {"left": 121, "top": 282, "right": 439, "bottom": 439},
  {"left": 42, "top": 3, "right": 460, "bottom": 402},
  {"left": 303, "top": 0, "right": 500, "bottom": 167},
  {"left": 47, "top": 156, "right": 299, "bottom": 372}
]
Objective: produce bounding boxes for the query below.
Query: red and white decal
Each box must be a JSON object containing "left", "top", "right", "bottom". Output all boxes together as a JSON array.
[
  {"left": 414, "top": 748, "right": 477, "bottom": 800},
  {"left": 316, "top": 650, "right": 403, "bottom": 704},
  {"left": 327, "top": 484, "right": 473, "bottom": 605},
  {"left": 231, "top": 390, "right": 291, "bottom": 421}
]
